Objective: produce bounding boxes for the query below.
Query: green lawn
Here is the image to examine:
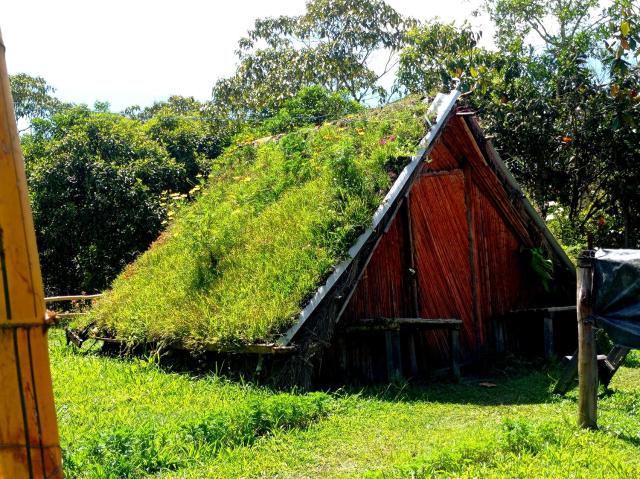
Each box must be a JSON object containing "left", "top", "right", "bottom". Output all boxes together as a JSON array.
[{"left": 50, "top": 329, "right": 640, "bottom": 479}]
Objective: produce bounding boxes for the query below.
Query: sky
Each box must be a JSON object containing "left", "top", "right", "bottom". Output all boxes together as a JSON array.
[{"left": 2, "top": 0, "right": 492, "bottom": 111}]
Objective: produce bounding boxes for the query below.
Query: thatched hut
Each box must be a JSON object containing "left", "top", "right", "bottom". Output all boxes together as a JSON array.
[{"left": 82, "top": 91, "right": 577, "bottom": 387}]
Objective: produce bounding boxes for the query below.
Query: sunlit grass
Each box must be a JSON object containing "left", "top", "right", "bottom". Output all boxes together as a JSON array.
[
  {"left": 51, "top": 332, "right": 640, "bottom": 478},
  {"left": 85, "top": 98, "right": 428, "bottom": 348}
]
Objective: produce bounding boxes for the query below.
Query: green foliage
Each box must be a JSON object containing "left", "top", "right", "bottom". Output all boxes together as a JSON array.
[
  {"left": 9, "top": 73, "right": 62, "bottom": 125},
  {"left": 50, "top": 331, "right": 334, "bottom": 479},
  {"left": 396, "top": 22, "right": 495, "bottom": 94},
  {"left": 142, "top": 99, "right": 233, "bottom": 180},
  {"left": 212, "top": 0, "right": 413, "bottom": 117},
  {"left": 49, "top": 329, "right": 640, "bottom": 478},
  {"left": 22, "top": 105, "right": 187, "bottom": 294},
  {"left": 262, "top": 86, "right": 363, "bottom": 134},
  {"left": 27, "top": 153, "right": 166, "bottom": 295},
  {"left": 522, "top": 247, "right": 554, "bottom": 292},
  {"left": 85, "top": 98, "right": 427, "bottom": 348}
]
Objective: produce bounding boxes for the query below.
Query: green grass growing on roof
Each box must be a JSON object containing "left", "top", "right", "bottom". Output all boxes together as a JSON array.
[{"left": 86, "top": 97, "right": 428, "bottom": 349}]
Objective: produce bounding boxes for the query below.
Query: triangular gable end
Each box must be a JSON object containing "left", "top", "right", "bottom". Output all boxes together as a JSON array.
[{"left": 278, "top": 92, "right": 575, "bottom": 357}]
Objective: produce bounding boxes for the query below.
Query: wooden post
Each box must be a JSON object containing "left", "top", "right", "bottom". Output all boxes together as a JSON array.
[
  {"left": 449, "top": 328, "right": 461, "bottom": 380},
  {"left": 0, "top": 29, "right": 63, "bottom": 478},
  {"left": 577, "top": 250, "right": 597, "bottom": 429},
  {"left": 543, "top": 313, "right": 555, "bottom": 359},
  {"left": 385, "top": 330, "right": 402, "bottom": 381},
  {"left": 403, "top": 195, "right": 420, "bottom": 378}
]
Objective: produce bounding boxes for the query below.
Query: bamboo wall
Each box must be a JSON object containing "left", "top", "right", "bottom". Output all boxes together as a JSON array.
[
  {"left": 331, "top": 112, "right": 569, "bottom": 382},
  {"left": 0, "top": 31, "right": 63, "bottom": 478}
]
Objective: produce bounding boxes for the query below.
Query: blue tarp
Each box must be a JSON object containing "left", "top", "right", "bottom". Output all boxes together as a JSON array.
[{"left": 592, "top": 249, "right": 640, "bottom": 348}]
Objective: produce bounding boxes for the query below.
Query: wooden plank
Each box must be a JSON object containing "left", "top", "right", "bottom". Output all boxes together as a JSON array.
[
  {"left": 554, "top": 349, "right": 579, "bottom": 395},
  {"left": 577, "top": 250, "right": 597, "bottom": 429},
  {"left": 385, "top": 331, "right": 402, "bottom": 381},
  {"left": 403, "top": 195, "right": 420, "bottom": 377},
  {"left": 348, "top": 318, "right": 462, "bottom": 332},
  {"left": 509, "top": 305, "right": 576, "bottom": 315},
  {"left": 543, "top": 315, "right": 555, "bottom": 359},
  {"left": 44, "top": 294, "right": 102, "bottom": 304},
  {"left": 419, "top": 168, "right": 463, "bottom": 177},
  {"left": 0, "top": 29, "right": 62, "bottom": 478},
  {"left": 600, "top": 345, "right": 631, "bottom": 388},
  {"left": 463, "top": 163, "right": 481, "bottom": 351},
  {"left": 450, "top": 328, "right": 461, "bottom": 380},
  {"left": 361, "top": 318, "right": 462, "bottom": 326},
  {"left": 90, "top": 336, "right": 296, "bottom": 355}
]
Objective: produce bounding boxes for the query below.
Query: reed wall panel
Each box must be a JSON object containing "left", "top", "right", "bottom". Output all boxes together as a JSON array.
[{"left": 411, "top": 170, "right": 476, "bottom": 358}]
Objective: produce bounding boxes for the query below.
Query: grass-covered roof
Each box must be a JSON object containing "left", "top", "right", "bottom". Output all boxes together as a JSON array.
[{"left": 87, "top": 97, "right": 429, "bottom": 349}]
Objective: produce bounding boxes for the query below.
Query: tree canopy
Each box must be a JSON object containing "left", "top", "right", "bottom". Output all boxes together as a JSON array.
[{"left": 212, "top": 0, "right": 412, "bottom": 117}]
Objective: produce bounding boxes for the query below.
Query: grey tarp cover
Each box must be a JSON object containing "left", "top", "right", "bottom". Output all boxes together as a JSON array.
[{"left": 592, "top": 249, "right": 640, "bottom": 348}]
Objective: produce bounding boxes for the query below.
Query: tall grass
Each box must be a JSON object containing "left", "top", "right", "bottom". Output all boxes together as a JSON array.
[
  {"left": 85, "top": 98, "right": 427, "bottom": 348},
  {"left": 50, "top": 331, "right": 334, "bottom": 479},
  {"left": 51, "top": 333, "right": 640, "bottom": 479}
]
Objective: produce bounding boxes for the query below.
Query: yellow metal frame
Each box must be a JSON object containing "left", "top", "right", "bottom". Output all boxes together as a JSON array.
[{"left": 0, "top": 29, "right": 63, "bottom": 478}]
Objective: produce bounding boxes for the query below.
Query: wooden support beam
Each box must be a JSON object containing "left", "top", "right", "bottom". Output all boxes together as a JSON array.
[
  {"left": 0, "top": 29, "right": 63, "bottom": 478},
  {"left": 403, "top": 195, "right": 420, "bottom": 378},
  {"left": 88, "top": 336, "right": 296, "bottom": 355},
  {"left": 577, "top": 250, "right": 597, "bottom": 429},
  {"left": 449, "top": 328, "right": 460, "bottom": 380},
  {"left": 44, "top": 294, "right": 102, "bottom": 304},
  {"left": 385, "top": 331, "right": 402, "bottom": 381},
  {"left": 346, "top": 318, "right": 462, "bottom": 332},
  {"left": 509, "top": 305, "right": 576, "bottom": 315},
  {"left": 463, "top": 163, "right": 481, "bottom": 351},
  {"left": 543, "top": 313, "right": 555, "bottom": 359}
]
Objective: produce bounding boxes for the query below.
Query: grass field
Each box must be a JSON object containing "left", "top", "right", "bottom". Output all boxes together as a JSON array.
[{"left": 50, "top": 329, "right": 640, "bottom": 479}]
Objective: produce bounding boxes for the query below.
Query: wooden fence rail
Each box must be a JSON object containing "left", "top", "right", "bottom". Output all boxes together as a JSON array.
[{"left": 45, "top": 294, "right": 102, "bottom": 304}]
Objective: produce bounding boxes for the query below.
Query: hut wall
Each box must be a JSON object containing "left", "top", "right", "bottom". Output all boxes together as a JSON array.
[
  {"left": 325, "top": 116, "right": 570, "bottom": 383},
  {"left": 410, "top": 170, "right": 475, "bottom": 365}
]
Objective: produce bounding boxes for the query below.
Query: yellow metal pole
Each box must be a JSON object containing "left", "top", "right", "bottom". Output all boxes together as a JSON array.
[{"left": 0, "top": 29, "right": 63, "bottom": 478}]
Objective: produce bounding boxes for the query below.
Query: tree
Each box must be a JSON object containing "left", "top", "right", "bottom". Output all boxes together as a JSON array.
[
  {"left": 22, "top": 105, "right": 187, "bottom": 294},
  {"left": 395, "top": 22, "right": 492, "bottom": 95},
  {"left": 141, "top": 97, "right": 235, "bottom": 180},
  {"left": 261, "top": 85, "right": 362, "bottom": 134},
  {"left": 9, "top": 73, "right": 61, "bottom": 127},
  {"left": 482, "top": 0, "right": 640, "bottom": 247},
  {"left": 212, "top": 0, "right": 413, "bottom": 117},
  {"left": 396, "top": 1, "right": 639, "bottom": 249}
]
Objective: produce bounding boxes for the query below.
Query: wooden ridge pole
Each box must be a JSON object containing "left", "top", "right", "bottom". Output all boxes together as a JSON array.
[
  {"left": 577, "top": 250, "right": 597, "bottom": 429},
  {"left": 0, "top": 29, "right": 63, "bottom": 478}
]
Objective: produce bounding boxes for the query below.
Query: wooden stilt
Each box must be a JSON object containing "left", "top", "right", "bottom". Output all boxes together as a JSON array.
[
  {"left": 449, "top": 328, "right": 460, "bottom": 380},
  {"left": 385, "top": 331, "right": 402, "bottom": 381},
  {"left": 543, "top": 313, "right": 555, "bottom": 359},
  {"left": 577, "top": 250, "right": 597, "bottom": 429}
]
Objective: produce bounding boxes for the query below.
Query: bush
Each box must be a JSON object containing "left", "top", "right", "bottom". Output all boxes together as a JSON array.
[
  {"left": 23, "top": 106, "right": 184, "bottom": 294},
  {"left": 262, "top": 86, "right": 363, "bottom": 134}
]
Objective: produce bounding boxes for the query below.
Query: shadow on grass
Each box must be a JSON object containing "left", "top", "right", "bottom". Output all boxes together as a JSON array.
[
  {"left": 60, "top": 345, "right": 563, "bottom": 408},
  {"left": 57, "top": 329, "right": 637, "bottom": 407},
  {"left": 342, "top": 363, "right": 564, "bottom": 407}
]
